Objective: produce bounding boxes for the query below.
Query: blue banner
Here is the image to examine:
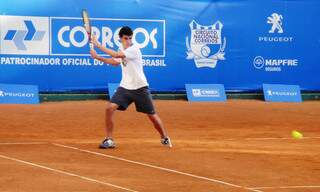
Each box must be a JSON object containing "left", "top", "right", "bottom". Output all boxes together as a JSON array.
[
  {"left": 108, "top": 83, "right": 119, "bottom": 99},
  {"left": 0, "top": 84, "right": 39, "bottom": 104},
  {"left": 185, "top": 84, "right": 226, "bottom": 102},
  {"left": 1, "top": 0, "right": 320, "bottom": 92},
  {"left": 263, "top": 84, "right": 302, "bottom": 102}
]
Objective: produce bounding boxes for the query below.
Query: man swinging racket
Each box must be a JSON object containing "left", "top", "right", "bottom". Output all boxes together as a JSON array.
[{"left": 90, "top": 26, "right": 172, "bottom": 149}]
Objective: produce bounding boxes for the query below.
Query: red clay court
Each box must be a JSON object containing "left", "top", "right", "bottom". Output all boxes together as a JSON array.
[
  {"left": 1, "top": 100, "right": 319, "bottom": 192},
  {"left": 1, "top": 0, "right": 320, "bottom": 191}
]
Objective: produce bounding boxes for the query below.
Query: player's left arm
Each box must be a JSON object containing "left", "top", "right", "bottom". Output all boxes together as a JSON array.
[
  {"left": 90, "top": 49, "right": 120, "bottom": 66},
  {"left": 92, "top": 36, "right": 125, "bottom": 58}
]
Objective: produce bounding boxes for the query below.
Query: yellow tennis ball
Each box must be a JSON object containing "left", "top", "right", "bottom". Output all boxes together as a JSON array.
[{"left": 292, "top": 130, "right": 303, "bottom": 139}]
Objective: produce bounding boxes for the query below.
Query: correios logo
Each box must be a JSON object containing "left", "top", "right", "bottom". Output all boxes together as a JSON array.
[
  {"left": 51, "top": 17, "right": 165, "bottom": 57},
  {"left": 58, "top": 26, "right": 158, "bottom": 51},
  {"left": 258, "top": 13, "right": 294, "bottom": 43},
  {"left": 186, "top": 20, "right": 226, "bottom": 68},
  {"left": 192, "top": 88, "right": 220, "bottom": 97},
  {"left": 4, "top": 20, "right": 46, "bottom": 50},
  {"left": 0, "top": 15, "right": 49, "bottom": 55},
  {"left": 0, "top": 15, "right": 164, "bottom": 57},
  {"left": 253, "top": 56, "right": 298, "bottom": 72}
]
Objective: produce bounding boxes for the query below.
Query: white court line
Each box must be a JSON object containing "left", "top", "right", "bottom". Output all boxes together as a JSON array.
[
  {"left": 248, "top": 189, "right": 263, "bottom": 192},
  {"left": 0, "top": 142, "right": 47, "bottom": 145},
  {"left": 62, "top": 136, "right": 320, "bottom": 145},
  {"left": 249, "top": 185, "right": 320, "bottom": 190},
  {"left": 0, "top": 154, "right": 138, "bottom": 192},
  {"left": 225, "top": 136, "right": 320, "bottom": 141},
  {"left": 52, "top": 143, "right": 260, "bottom": 192}
]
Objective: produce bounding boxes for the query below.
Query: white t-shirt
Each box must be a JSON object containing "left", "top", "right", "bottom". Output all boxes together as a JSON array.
[{"left": 117, "top": 44, "right": 148, "bottom": 90}]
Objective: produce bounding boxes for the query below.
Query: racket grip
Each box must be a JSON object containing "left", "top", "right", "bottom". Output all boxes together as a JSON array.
[
  {"left": 88, "top": 32, "right": 94, "bottom": 50},
  {"left": 89, "top": 43, "right": 94, "bottom": 50}
]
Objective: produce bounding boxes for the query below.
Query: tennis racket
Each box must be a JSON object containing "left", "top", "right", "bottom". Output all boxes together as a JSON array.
[{"left": 81, "top": 9, "right": 94, "bottom": 50}]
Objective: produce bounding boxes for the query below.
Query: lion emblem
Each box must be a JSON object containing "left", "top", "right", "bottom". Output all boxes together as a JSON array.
[{"left": 267, "top": 13, "right": 284, "bottom": 34}]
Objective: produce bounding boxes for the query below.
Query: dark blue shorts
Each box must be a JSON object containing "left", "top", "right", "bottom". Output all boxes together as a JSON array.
[{"left": 110, "top": 86, "right": 155, "bottom": 114}]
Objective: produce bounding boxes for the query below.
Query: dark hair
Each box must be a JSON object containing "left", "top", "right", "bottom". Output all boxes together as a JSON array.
[{"left": 119, "top": 26, "right": 133, "bottom": 38}]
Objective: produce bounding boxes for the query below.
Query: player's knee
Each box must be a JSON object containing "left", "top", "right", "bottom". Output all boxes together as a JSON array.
[
  {"left": 147, "top": 113, "right": 157, "bottom": 122},
  {"left": 106, "top": 103, "right": 117, "bottom": 113}
]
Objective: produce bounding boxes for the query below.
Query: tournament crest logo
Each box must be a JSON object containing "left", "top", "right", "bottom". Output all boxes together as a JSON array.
[{"left": 186, "top": 20, "right": 226, "bottom": 68}]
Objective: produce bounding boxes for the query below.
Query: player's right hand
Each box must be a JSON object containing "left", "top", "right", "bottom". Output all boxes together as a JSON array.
[
  {"left": 90, "top": 49, "right": 99, "bottom": 59},
  {"left": 91, "top": 35, "right": 101, "bottom": 48}
]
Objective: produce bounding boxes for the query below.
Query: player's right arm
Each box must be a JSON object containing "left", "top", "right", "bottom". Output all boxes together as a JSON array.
[
  {"left": 90, "top": 49, "right": 120, "bottom": 66},
  {"left": 91, "top": 36, "right": 125, "bottom": 58}
]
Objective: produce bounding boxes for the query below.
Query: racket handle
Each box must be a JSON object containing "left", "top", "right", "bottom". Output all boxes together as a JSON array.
[
  {"left": 88, "top": 32, "right": 94, "bottom": 50},
  {"left": 89, "top": 43, "right": 94, "bottom": 50}
]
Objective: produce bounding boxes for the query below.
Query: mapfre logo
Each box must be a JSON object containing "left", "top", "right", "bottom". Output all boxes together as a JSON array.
[
  {"left": 253, "top": 56, "right": 298, "bottom": 72},
  {"left": 0, "top": 16, "right": 49, "bottom": 55}
]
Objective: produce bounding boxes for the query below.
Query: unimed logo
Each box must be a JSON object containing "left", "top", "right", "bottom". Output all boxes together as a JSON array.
[{"left": 192, "top": 89, "right": 220, "bottom": 97}]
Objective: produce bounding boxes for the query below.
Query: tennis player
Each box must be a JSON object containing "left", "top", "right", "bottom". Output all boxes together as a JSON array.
[{"left": 90, "top": 26, "right": 172, "bottom": 149}]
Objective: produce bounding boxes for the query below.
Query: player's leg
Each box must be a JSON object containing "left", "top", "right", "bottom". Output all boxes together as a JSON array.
[
  {"left": 105, "top": 102, "right": 118, "bottom": 138},
  {"left": 99, "top": 102, "right": 118, "bottom": 149},
  {"left": 147, "top": 113, "right": 167, "bottom": 138},
  {"left": 100, "top": 87, "right": 132, "bottom": 149},
  {"left": 133, "top": 86, "right": 172, "bottom": 147},
  {"left": 147, "top": 113, "right": 172, "bottom": 147}
]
